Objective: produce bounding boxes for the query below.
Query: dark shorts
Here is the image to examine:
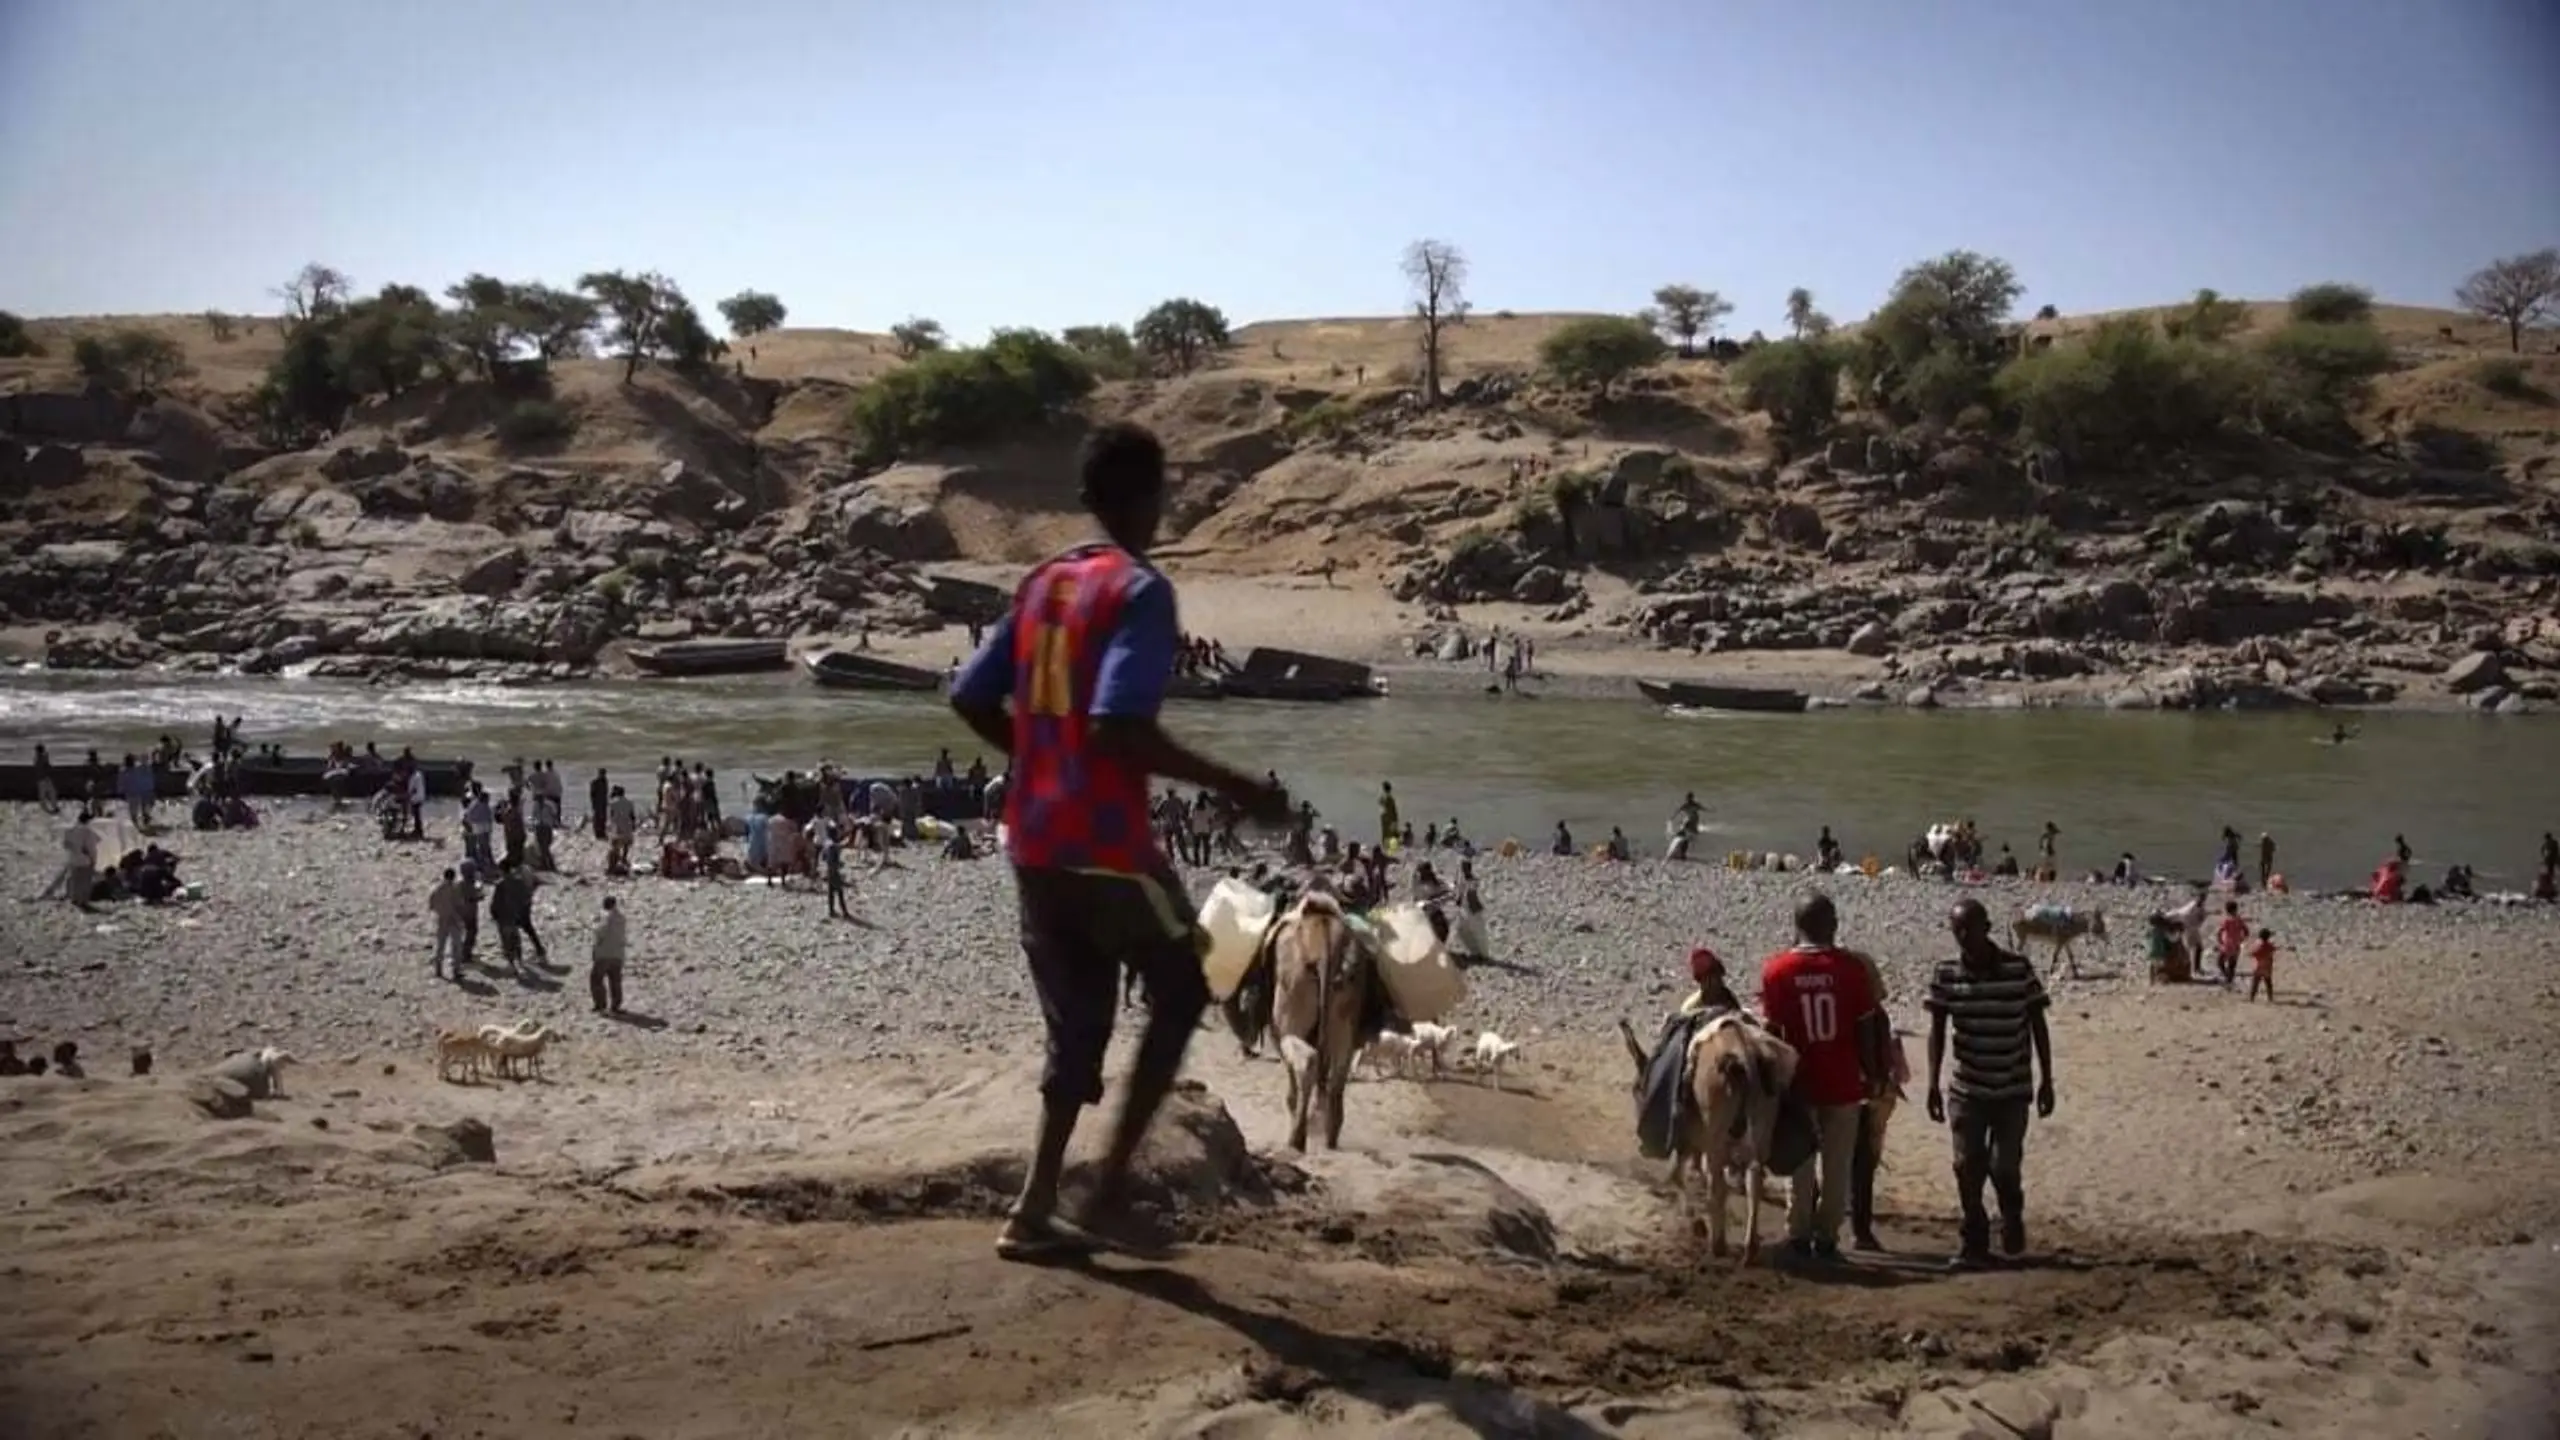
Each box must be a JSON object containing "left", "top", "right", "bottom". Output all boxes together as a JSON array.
[{"left": 1016, "top": 864, "right": 1208, "bottom": 1107}]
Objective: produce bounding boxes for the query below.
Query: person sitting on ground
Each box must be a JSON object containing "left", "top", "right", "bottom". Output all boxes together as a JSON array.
[
  {"left": 1678, "top": 947, "right": 1741, "bottom": 1016},
  {"left": 2112, "top": 852, "right": 2139, "bottom": 886},
  {"left": 1550, "top": 821, "right": 1574, "bottom": 857},
  {"left": 1605, "top": 826, "right": 1632, "bottom": 862},
  {"left": 1992, "top": 844, "right": 2020, "bottom": 878},
  {"left": 2441, "top": 863, "right": 2476, "bottom": 900},
  {"left": 1816, "top": 826, "right": 1843, "bottom": 871},
  {"left": 2370, "top": 856, "right": 2406, "bottom": 904}
]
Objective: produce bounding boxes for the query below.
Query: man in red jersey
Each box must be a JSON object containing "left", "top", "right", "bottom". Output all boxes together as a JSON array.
[
  {"left": 951, "top": 421, "right": 1288, "bottom": 1263},
  {"left": 1759, "top": 893, "right": 1888, "bottom": 1263}
]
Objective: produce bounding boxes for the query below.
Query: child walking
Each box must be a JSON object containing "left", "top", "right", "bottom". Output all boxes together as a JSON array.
[
  {"left": 822, "top": 824, "right": 852, "bottom": 920},
  {"left": 2247, "top": 928, "right": 2279, "bottom": 1002},
  {"left": 2214, "top": 901, "right": 2249, "bottom": 986}
]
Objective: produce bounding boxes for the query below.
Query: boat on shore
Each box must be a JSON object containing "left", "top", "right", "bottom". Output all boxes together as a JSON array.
[
  {"left": 803, "top": 651, "right": 944, "bottom": 693},
  {"left": 0, "top": 756, "right": 475, "bottom": 803},
  {"left": 1226, "top": 647, "right": 1386, "bottom": 703},
  {"left": 1635, "top": 679, "right": 1813, "bottom": 715},
  {"left": 1167, "top": 672, "right": 1226, "bottom": 702},
  {"left": 628, "top": 638, "right": 791, "bottom": 678}
]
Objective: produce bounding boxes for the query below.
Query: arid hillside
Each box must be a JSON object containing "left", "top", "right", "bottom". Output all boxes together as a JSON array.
[{"left": 4, "top": 284, "right": 2557, "bottom": 707}]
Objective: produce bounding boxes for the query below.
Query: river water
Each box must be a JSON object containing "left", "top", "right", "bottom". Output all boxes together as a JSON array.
[{"left": 1, "top": 670, "right": 2552, "bottom": 890}]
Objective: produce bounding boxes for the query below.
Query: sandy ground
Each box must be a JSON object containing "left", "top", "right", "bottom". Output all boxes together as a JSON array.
[{"left": 4, "top": 805, "right": 2560, "bottom": 1436}]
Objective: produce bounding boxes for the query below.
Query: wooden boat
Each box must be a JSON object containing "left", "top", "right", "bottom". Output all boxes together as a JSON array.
[
  {"left": 628, "top": 638, "right": 791, "bottom": 678},
  {"left": 1636, "top": 679, "right": 1813, "bottom": 715},
  {"left": 0, "top": 755, "right": 474, "bottom": 803},
  {"left": 804, "top": 650, "right": 944, "bottom": 693},
  {"left": 1228, "top": 647, "right": 1384, "bottom": 702},
  {"left": 1166, "top": 672, "right": 1226, "bottom": 702}
]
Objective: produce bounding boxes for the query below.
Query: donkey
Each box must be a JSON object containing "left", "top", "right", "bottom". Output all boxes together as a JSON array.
[
  {"left": 1618, "top": 1013, "right": 1798, "bottom": 1262},
  {"left": 1269, "top": 892, "right": 1375, "bottom": 1152}
]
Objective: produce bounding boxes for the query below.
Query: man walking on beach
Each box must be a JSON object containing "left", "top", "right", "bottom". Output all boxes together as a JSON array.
[
  {"left": 1925, "top": 898, "right": 2057, "bottom": 1267},
  {"left": 1759, "top": 894, "right": 1886, "bottom": 1263},
  {"left": 428, "top": 868, "right": 467, "bottom": 979},
  {"left": 590, "top": 896, "right": 627, "bottom": 1015},
  {"left": 950, "top": 421, "right": 1288, "bottom": 1262}
]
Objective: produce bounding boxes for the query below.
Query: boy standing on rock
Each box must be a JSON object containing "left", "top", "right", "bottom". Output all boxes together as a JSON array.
[{"left": 950, "top": 421, "right": 1288, "bottom": 1263}]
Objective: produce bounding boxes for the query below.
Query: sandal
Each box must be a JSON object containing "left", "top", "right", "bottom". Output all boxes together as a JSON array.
[{"left": 994, "top": 1217, "right": 1097, "bottom": 1265}]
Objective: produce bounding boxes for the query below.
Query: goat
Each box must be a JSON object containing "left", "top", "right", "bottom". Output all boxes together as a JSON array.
[
  {"left": 1472, "top": 1030, "right": 1520, "bottom": 1089},
  {"left": 437, "top": 1028, "right": 496, "bottom": 1083},
  {"left": 252, "top": 1047, "right": 295, "bottom": 1098},
  {"left": 1618, "top": 1013, "right": 1798, "bottom": 1262},
  {"left": 2011, "top": 905, "right": 2107, "bottom": 978},
  {"left": 1269, "top": 892, "right": 1373, "bottom": 1152},
  {"left": 1357, "top": 1031, "right": 1417, "bottom": 1080},
  {"left": 1408, "top": 1021, "right": 1457, "bottom": 1078},
  {"left": 478, "top": 1022, "right": 554, "bottom": 1080}
]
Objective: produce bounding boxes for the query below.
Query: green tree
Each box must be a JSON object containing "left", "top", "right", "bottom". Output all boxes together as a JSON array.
[
  {"left": 444, "top": 274, "right": 523, "bottom": 379},
  {"left": 1784, "top": 287, "right": 1832, "bottom": 340},
  {"left": 1538, "top": 315, "right": 1666, "bottom": 397},
  {"left": 73, "top": 327, "right": 191, "bottom": 392},
  {"left": 1730, "top": 339, "right": 1844, "bottom": 449},
  {"left": 579, "top": 270, "right": 683, "bottom": 382},
  {"left": 652, "top": 292, "right": 722, "bottom": 371},
  {"left": 515, "top": 283, "right": 597, "bottom": 361},
  {"left": 1649, "top": 284, "right": 1731, "bottom": 358},
  {"left": 2286, "top": 282, "right": 2375, "bottom": 327},
  {"left": 1403, "top": 238, "right": 1469, "bottom": 405},
  {"left": 0, "top": 310, "right": 38, "bottom": 358},
  {"left": 1846, "top": 250, "right": 2024, "bottom": 423},
  {"left": 717, "top": 290, "right": 788, "bottom": 343},
  {"left": 849, "top": 331, "right": 1093, "bottom": 461},
  {"left": 1061, "top": 323, "right": 1139, "bottom": 377},
  {"left": 1132, "top": 298, "right": 1230, "bottom": 375},
  {"left": 249, "top": 324, "right": 356, "bottom": 445},
  {"left": 2161, "top": 288, "right": 2251, "bottom": 344},
  {"left": 890, "top": 317, "right": 946, "bottom": 359},
  {"left": 2455, "top": 249, "right": 2560, "bottom": 354},
  {"left": 330, "top": 286, "right": 447, "bottom": 398}
]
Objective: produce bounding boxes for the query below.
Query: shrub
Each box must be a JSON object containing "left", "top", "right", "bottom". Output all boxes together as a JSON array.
[
  {"left": 1287, "top": 397, "right": 1362, "bottom": 444},
  {"left": 1537, "top": 315, "right": 1667, "bottom": 397},
  {"left": 1995, "top": 315, "right": 2256, "bottom": 463},
  {"left": 1450, "top": 530, "right": 1508, "bottom": 566},
  {"left": 496, "top": 399, "right": 576, "bottom": 447},
  {"left": 592, "top": 568, "right": 632, "bottom": 603},
  {"left": 2286, "top": 283, "right": 2375, "bottom": 327},
  {"left": 1730, "top": 338, "right": 1844, "bottom": 446},
  {"left": 2474, "top": 356, "right": 2534, "bottom": 399},
  {"left": 848, "top": 331, "right": 1094, "bottom": 461},
  {"left": 73, "top": 327, "right": 191, "bottom": 392},
  {"left": 289, "top": 519, "right": 321, "bottom": 548},
  {"left": 2256, "top": 318, "right": 2394, "bottom": 435},
  {"left": 0, "top": 310, "right": 39, "bottom": 358}
]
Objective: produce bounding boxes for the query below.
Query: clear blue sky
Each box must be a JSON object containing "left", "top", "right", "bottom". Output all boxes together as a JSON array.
[{"left": 3, "top": 0, "right": 2555, "bottom": 339}]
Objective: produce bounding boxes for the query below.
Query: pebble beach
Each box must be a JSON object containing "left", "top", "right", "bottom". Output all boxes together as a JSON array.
[{"left": 6, "top": 801, "right": 2560, "bottom": 1437}]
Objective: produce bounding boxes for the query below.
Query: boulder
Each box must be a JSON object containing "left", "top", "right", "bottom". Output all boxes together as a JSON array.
[
  {"left": 186, "top": 1076, "right": 255, "bottom": 1120},
  {"left": 1766, "top": 501, "right": 1828, "bottom": 550},
  {"left": 2445, "top": 650, "right": 2507, "bottom": 694},
  {"left": 413, "top": 1117, "right": 498, "bottom": 1167},
  {"left": 1845, "top": 620, "right": 1891, "bottom": 657},
  {"left": 833, "top": 488, "right": 958, "bottom": 562},
  {"left": 1511, "top": 564, "right": 1568, "bottom": 605},
  {"left": 456, "top": 547, "right": 528, "bottom": 597}
]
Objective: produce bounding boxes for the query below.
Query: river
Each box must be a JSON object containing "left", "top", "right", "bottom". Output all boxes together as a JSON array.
[{"left": 1, "top": 670, "right": 2550, "bottom": 890}]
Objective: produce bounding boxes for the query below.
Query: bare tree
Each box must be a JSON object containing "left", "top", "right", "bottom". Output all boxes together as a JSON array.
[
  {"left": 273, "top": 263, "right": 351, "bottom": 328},
  {"left": 1402, "top": 239, "right": 1469, "bottom": 405},
  {"left": 2455, "top": 249, "right": 2560, "bottom": 354}
]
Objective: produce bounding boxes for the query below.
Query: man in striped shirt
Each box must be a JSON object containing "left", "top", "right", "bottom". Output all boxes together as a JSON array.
[{"left": 1924, "top": 898, "right": 2057, "bottom": 1267}]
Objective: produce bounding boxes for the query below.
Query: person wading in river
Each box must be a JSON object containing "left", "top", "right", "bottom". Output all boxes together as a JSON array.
[{"left": 949, "top": 421, "right": 1288, "bottom": 1263}]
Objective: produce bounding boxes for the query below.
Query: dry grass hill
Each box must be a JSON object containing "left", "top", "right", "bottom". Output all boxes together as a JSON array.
[{"left": 4, "top": 291, "right": 2557, "bottom": 698}]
